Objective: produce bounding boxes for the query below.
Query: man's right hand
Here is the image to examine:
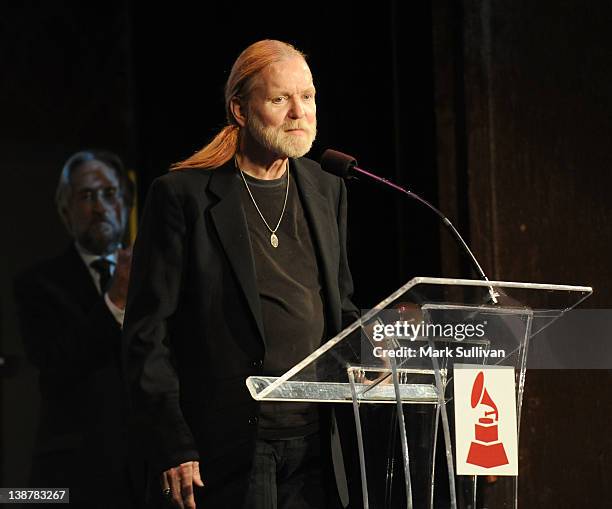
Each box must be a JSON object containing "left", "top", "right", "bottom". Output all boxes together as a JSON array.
[
  {"left": 107, "top": 247, "right": 132, "bottom": 309},
  {"left": 161, "top": 460, "right": 204, "bottom": 508}
]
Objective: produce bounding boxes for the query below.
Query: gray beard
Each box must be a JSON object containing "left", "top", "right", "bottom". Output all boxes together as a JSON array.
[
  {"left": 78, "top": 224, "right": 124, "bottom": 255},
  {"left": 246, "top": 114, "right": 316, "bottom": 158}
]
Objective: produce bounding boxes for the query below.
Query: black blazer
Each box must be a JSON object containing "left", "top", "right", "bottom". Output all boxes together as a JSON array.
[
  {"left": 123, "top": 157, "right": 358, "bottom": 497},
  {"left": 14, "top": 246, "right": 132, "bottom": 508}
]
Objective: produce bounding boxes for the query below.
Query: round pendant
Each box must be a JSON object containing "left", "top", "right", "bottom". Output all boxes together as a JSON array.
[{"left": 270, "top": 233, "right": 279, "bottom": 248}]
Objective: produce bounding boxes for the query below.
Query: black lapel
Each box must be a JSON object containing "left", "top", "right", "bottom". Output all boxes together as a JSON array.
[
  {"left": 207, "top": 163, "right": 266, "bottom": 347},
  {"left": 291, "top": 159, "right": 339, "bottom": 320},
  {"left": 39, "top": 244, "right": 106, "bottom": 316},
  {"left": 56, "top": 245, "right": 103, "bottom": 313}
]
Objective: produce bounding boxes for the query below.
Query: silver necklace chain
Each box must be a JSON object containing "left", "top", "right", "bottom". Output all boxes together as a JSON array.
[{"left": 236, "top": 157, "right": 290, "bottom": 248}]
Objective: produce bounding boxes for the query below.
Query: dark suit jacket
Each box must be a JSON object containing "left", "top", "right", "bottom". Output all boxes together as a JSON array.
[
  {"left": 123, "top": 157, "right": 358, "bottom": 505},
  {"left": 14, "top": 246, "right": 133, "bottom": 508}
]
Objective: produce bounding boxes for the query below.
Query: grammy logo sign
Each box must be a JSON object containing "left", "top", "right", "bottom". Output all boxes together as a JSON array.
[
  {"left": 466, "top": 371, "right": 509, "bottom": 468},
  {"left": 454, "top": 365, "right": 519, "bottom": 476}
]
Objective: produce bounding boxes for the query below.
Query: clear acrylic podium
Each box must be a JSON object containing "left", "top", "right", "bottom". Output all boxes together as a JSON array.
[{"left": 246, "top": 277, "right": 592, "bottom": 509}]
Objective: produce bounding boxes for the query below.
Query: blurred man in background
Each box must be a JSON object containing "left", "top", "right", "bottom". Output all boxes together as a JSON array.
[{"left": 14, "top": 150, "right": 135, "bottom": 508}]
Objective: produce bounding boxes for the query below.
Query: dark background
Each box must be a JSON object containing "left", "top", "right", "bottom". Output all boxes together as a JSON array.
[{"left": 1, "top": 1, "right": 611, "bottom": 506}]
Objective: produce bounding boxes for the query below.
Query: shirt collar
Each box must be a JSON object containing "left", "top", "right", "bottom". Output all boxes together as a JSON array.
[{"left": 75, "top": 242, "right": 117, "bottom": 267}]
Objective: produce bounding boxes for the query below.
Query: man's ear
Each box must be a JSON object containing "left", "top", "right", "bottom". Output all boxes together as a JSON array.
[{"left": 230, "top": 96, "right": 247, "bottom": 128}]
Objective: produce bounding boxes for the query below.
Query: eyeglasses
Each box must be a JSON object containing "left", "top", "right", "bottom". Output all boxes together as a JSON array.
[{"left": 75, "top": 187, "right": 122, "bottom": 204}]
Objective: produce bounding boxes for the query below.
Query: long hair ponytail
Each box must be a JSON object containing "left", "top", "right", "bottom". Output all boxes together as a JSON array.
[{"left": 171, "top": 40, "right": 305, "bottom": 171}]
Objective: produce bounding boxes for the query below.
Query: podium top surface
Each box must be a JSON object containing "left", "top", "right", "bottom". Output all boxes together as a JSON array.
[
  {"left": 376, "top": 276, "right": 591, "bottom": 310},
  {"left": 405, "top": 276, "right": 592, "bottom": 293}
]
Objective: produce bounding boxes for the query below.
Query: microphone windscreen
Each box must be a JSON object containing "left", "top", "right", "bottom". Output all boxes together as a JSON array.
[{"left": 320, "top": 149, "right": 357, "bottom": 178}]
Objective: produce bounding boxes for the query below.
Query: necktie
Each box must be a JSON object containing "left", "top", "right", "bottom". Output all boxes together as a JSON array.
[{"left": 90, "top": 258, "right": 113, "bottom": 293}]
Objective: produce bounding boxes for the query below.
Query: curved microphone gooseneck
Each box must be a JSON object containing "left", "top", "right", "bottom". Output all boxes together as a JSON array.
[{"left": 320, "top": 149, "right": 499, "bottom": 304}]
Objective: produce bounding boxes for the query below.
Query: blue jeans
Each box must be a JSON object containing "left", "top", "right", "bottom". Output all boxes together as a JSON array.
[{"left": 243, "top": 433, "right": 327, "bottom": 509}]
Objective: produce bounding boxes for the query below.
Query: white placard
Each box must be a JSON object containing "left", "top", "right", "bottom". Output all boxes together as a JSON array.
[{"left": 454, "top": 365, "right": 518, "bottom": 476}]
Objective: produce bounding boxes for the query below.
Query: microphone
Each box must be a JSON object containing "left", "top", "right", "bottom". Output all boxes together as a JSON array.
[
  {"left": 319, "top": 149, "right": 356, "bottom": 178},
  {"left": 320, "top": 149, "right": 499, "bottom": 304}
]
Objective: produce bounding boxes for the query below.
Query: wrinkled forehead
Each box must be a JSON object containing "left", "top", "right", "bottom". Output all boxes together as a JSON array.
[
  {"left": 71, "top": 160, "right": 120, "bottom": 189},
  {"left": 250, "top": 56, "right": 315, "bottom": 95}
]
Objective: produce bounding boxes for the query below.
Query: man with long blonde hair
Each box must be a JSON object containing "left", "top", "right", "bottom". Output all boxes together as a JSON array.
[{"left": 124, "top": 40, "right": 357, "bottom": 509}]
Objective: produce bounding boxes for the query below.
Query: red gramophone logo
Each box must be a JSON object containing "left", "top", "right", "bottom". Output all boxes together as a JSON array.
[{"left": 466, "top": 371, "right": 509, "bottom": 468}]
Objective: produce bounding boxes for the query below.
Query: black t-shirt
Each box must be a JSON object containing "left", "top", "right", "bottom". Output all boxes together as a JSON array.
[{"left": 239, "top": 166, "right": 324, "bottom": 439}]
